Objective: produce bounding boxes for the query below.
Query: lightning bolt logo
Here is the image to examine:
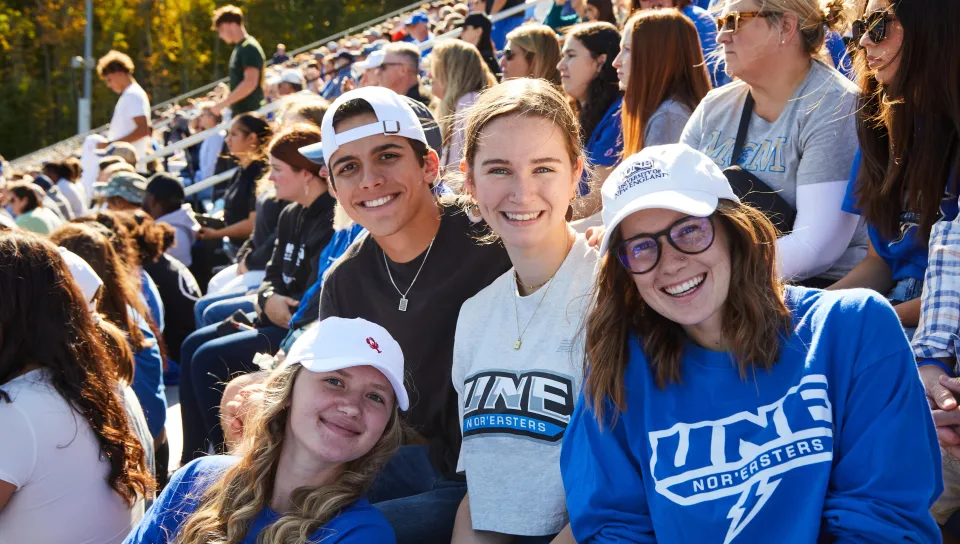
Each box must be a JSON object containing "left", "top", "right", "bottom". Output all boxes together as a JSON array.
[{"left": 724, "top": 477, "right": 781, "bottom": 544}]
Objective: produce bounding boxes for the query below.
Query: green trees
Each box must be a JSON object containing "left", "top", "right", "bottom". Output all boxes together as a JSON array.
[{"left": 0, "top": 0, "right": 408, "bottom": 159}]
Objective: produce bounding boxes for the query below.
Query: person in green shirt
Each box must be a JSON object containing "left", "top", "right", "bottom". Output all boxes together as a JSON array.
[
  {"left": 211, "top": 5, "right": 265, "bottom": 117},
  {"left": 5, "top": 182, "right": 64, "bottom": 235}
]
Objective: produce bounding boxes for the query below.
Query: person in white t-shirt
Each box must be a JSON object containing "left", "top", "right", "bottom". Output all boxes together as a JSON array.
[
  {"left": 97, "top": 50, "right": 153, "bottom": 160},
  {"left": 451, "top": 78, "right": 595, "bottom": 543},
  {"left": 0, "top": 231, "right": 154, "bottom": 544}
]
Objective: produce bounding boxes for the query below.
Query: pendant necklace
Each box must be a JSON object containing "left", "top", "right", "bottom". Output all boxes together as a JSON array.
[
  {"left": 512, "top": 232, "right": 573, "bottom": 349},
  {"left": 383, "top": 236, "right": 435, "bottom": 312}
]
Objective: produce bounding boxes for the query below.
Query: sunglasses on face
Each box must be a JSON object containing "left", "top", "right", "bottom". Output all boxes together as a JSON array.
[
  {"left": 715, "top": 11, "right": 771, "bottom": 33},
  {"left": 852, "top": 10, "right": 895, "bottom": 47},
  {"left": 617, "top": 215, "right": 716, "bottom": 275}
]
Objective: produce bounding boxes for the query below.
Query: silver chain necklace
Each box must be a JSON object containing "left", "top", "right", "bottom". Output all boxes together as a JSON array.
[{"left": 383, "top": 237, "right": 436, "bottom": 311}]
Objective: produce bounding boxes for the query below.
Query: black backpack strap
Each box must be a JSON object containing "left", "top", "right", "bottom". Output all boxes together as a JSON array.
[{"left": 731, "top": 92, "right": 755, "bottom": 167}]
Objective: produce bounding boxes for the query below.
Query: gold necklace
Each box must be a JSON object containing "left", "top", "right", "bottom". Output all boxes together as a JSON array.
[{"left": 511, "top": 232, "right": 573, "bottom": 350}]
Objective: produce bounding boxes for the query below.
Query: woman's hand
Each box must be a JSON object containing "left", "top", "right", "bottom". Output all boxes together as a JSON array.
[
  {"left": 585, "top": 226, "right": 606, "bottom": 248},
  {"left": 196, "top": 226, "right": 221, "bottom": 241}
]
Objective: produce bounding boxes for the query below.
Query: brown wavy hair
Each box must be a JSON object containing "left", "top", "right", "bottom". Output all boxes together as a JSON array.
[
  {"left": 852, "top": 0, "right": 960, "bottom": 242},
  {"left": 0, "top": 231, "right": 153, "bottom": 504},
  {"left": 175, "top": 363, "right": 404, "bottom": 543},
  {"left": 621, "top": 9, "right": 710, "bottom": 156},
  {"left": 583, "top": 200, "right": 792, "bottom": 424}
]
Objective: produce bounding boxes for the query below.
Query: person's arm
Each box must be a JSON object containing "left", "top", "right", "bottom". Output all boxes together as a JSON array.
[
  {"left": 198, "top": 212, "right": 255, "bottom": 241},
  {"left": 820, "top": 299, "right": 942, "bottom": 542},
  {"left": 257, "top": 208, "right": 298, "bottom": 327},
  {"left": 112, "top": 116, "right": 152, "bottom": 144},
  {"left": 0, "top": 479, "right": 14, "bottom": 513},
  {"left": 560, "top": 395, "right": 656, "bottom": 542},
  {"left": 243, "top": 198, "right": 284, "bottom": 271},
  {"left": 451, "top": 493, "right": 513, "bottom": 544},
  {"left": 0, "top": 401, "right": 36, "bottom": 515},
  {"left": 893, "top": 297, "right": 922, "bottom": 328},
  {"left": 827, "top": 239, "right": 894, "bottom": 293},
  {"left": 199, "top": 134, "right": 223, "bottom": 181},
  {"left": 776, "top": 181, "right": 861, "bottom": 281},
  {"left": 489, "top": 0, "right": 508, "bottom": 14},
  {"left": 215, "top": 67, "right": 261, "bottom": 112}
]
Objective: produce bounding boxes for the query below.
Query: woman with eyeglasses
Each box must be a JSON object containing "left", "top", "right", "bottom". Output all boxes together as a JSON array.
[
  {"left": 680, "top": 0, "right": 868, "bottom": 288},
  {"left": 559, "top": 144, "right": 942, "bottom": 543},
  {"left": 501, "top": 24, "right": 562, "bottom": 85}
]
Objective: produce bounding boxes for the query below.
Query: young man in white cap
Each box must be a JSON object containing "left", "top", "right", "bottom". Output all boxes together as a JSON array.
[{"left": 226, "top": 86, "right": 511, "bottom": 542}]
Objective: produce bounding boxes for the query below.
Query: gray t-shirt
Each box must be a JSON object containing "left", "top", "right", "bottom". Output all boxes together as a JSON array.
[
  {"left": 681, "top": 59, "right": 867, "bottom": 279},
  {"left": 452, "top": 234, "right": 597, "bottom": 536},
  {"left": 645, "top": 98, "right": 693, "bottom": 148}
]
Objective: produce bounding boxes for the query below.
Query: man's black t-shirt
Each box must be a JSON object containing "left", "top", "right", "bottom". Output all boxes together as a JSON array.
[
  {"left": 319, "top": 203, "right": 511, "bottom": 479},
  {"left": 221, "top": 160, "right": 265, "bottom": 245},
  {"left": 229, "top": 35, "right": 266, "bottom": 115}
]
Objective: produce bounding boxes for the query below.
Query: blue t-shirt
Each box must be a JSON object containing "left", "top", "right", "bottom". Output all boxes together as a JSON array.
[
  {"left": 124, "top": 456, "right": 396, "bottom": 543},
  {"left": 681, "top": 4, "right": 730, "bottom": 88},
  {"left": 560, "top": 287, "right": 941, "bottom": 544},
  {"left": 129, "top": 307, "right": 166, "bottom": 439},
  {"left": 843, "top": 150, "right": 959, "bottom": 281},
  {"left": 581, "top": 97, "right": 624, "bottom": 195},
  {"left": 140, "top": 268, "right": 165, "bottom": 331}
]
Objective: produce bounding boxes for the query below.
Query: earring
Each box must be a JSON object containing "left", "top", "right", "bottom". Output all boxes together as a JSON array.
[
  {"left": 468, "top": 202, "right": 483, "bottom": 223},
  {"left": 565, "top": 203, "right": 574, "bottom": 222}
]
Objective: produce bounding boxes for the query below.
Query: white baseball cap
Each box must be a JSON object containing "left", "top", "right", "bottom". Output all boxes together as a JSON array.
[
  {"left": 354, "top": 50, "right": 385, "bottom": 71},
  {"left": 58, "top": 247, "right": 103, "bottom": 312},
  {"left": 279, "top": 69, "right": 305, "bottom": 87},
  {"left": 598, "top": 144, "right": 739, "bottom": 256},
  {"left": 303, "top": 86, "right": 427, "bottom": 168},
  {"left": 284, "top": 317, "right": 409, "bottom": 411}
]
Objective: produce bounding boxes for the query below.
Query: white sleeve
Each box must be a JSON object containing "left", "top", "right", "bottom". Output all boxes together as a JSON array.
[
  {"left": 776, "top": 181, "right": 861, "bottom": 281},
  {"left": 0, "top": 401, "right": 37, "bottom": 488}
]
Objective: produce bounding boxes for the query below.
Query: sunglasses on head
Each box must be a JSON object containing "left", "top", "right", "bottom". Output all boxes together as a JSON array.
[
  {"left": 616, "top": 215, "right": 716, "bottom": 275},
  {"left": 852, "top": 9, "right": 895, "bottom": 47},
  {"left": 715, "top": 11, "right": 771, "bottom": 33}
]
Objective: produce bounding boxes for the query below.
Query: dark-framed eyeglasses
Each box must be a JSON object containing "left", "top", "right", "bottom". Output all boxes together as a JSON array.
[
  {"left": 616, "top": 215, "right": 716, "bottom": 275},
  {"left": 715, "top": 11, "right": 771, "bottom": 33},
  {"left": 852, "top": 10, "right": 895, "bottom": 48}
]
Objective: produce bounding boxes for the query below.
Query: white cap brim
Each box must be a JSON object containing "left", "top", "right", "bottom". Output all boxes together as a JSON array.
[
  {"left": 291, "top": 355, "right": 409, "bottom": 411},
  {"left": 598, "top": 189, "right": 719, "bottom": 257}
]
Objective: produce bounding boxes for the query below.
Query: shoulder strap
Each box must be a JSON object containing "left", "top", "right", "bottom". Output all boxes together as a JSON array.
[{"left": 731, "top": 92, "right": 755, "bottom": 167}]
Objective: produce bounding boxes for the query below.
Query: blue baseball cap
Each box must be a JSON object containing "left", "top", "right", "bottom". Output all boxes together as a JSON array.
[{"left": 405, "top": 11, "right": 429, "bottom": 26}]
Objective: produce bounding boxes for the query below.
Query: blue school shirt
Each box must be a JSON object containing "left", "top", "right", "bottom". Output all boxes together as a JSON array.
[
  {"left": 681, "top": 4, "right": 730, "bottom": 88},
  {"left": 842, "top": 150, "right": 959, "bottom": 282},
  {"left": 581, "top": 97, "right": 624, "bottom": 195},
  {"left": 124, "top": 456, "right": 396, "bottom": 544},
  {"left": 560, "top": 287, "right": 941, "bottom": 544},
  {"left": 129, "top": 307, "right": 167, "bottom": 439}
]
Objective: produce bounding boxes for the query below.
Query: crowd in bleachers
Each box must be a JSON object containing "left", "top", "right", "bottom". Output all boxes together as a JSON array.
[{"left": 2, "top": 0, "right": 960, "bottom": 542}]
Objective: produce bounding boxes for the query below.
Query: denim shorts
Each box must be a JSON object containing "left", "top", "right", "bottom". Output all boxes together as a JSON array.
[{"left": 887, "top": 276, "right": 924, "bottom": 305}]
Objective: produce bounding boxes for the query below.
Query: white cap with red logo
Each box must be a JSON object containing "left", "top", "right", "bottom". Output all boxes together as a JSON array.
[{"left": 284, "top": 317, "right": 409, "bottom": 411}]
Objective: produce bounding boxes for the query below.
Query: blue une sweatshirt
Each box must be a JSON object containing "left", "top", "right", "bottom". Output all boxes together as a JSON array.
[{"left": 560, "top": 287, "right": 942, "bottom": 544}]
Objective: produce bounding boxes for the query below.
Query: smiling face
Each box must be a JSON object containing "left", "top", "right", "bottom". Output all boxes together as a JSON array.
[
  {"left": 612, "top": 28, "right": 632, "bottom": 90},
  {"left": 558, "top": 37, "right": 602, "bottom": 103},
  {"left": 619, "top": 207, "right": 731, "bottom": 338},
  {"left": 717, "top": 0, "right": 780, "bottom": 81},
  {"left": 466, "top": 114, "right": 579, "bottom": 251},
  {"left": 500, "top": 42, "right": 532, "bottom": 80},
  {"left": 859, "top": 0, "right": 903, "bottom": 85},
  {"left": 328, "top": 113, "right": 439, "bottom": 238},
  {"left": 286, "top": 365, "right": 395, "bottom": 465}
]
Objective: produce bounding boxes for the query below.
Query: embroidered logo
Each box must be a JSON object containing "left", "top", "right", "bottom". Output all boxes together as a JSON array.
[
  {"left": 648, "top": 374, "right": 834, "bottom": 544},
  {"left": 462, "top": 370, "right": 574, "bottom": 442},
  {"left": 614, "top": 159, "right": 668, "bottom": 198},
  {"left": 366, "top": 337, "right": 381, "bottom": 354}
]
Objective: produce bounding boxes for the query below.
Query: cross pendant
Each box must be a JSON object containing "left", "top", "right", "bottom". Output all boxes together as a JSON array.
[
  {"left": 398, "top": 297, "right": 409, "bottom": 312},
  {"left": 514, "top": 339, "right": 522, "bottom": 350}
]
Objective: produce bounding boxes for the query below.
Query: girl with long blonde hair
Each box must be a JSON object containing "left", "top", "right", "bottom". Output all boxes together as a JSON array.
[
  {"left": 501, "top": 24, "right": 562, "bottom": 85},
  {"left": 126, "top": 317, "right": 407, "bottom": 543},
  {"left": 429, "top": 40, "right": 496, "bottom": 173},
  {"left": 560, "top": 144, "right": 941, "bottom": 542}
]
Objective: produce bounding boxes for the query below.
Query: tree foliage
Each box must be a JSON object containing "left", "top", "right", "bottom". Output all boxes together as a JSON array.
[{"left": 0, "top": 0, "right": 410, "bottom": 159}]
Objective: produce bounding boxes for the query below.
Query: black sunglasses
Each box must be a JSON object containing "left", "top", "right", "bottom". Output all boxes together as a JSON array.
[
  {"left": 715, "top": 11, "right": 771, "bottom": 33},
  {"left": 617, "top": 215, "right": 716, "bottom": 275},
  {"left": 852, "top": 10, "right": 895, "bottom": 47}
]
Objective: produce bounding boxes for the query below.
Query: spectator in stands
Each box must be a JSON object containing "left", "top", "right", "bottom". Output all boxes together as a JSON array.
[
  {"left": 194, "top": 101, "right": 225, "bottom": 186},
  {"left": 211, "top": 5, "right": 266, "bottom": 116},
  {"left": 458, "top": 13, "right": 502, "bottom": 76},
  {"left": 279, "top": 95, "right": 330, "bottom": 127},
  {"left": 127, "top": 318, "right": 402, "bottom": 543},
  {"left": 560, "top": 144, "right": 942, "bottom": 543},
  {"left": 502, "top": 24, "right": 562, "bottom": 85},
  {"left": 304, "top": 60, "right": 323, "bottom": 93},
  {"left": 4, "top": 182, "right": 64, "bottom": 234},
  {"left": 143, "top": 173, "right": 200, "bottom": 267},
  {"left": 450, "top": 78, "right": 589, "bottom": 544},
  {"left": 634, "top": 0, "right": 728, "bottom": 87},
  {"left": 0, "top": 231, "right": 152, "bottom": 544},
  {"left": 354, "top": 51, "right": 386, "bottom": 88},
  {"left": 272, "top": 43, "right": 289, "bottom": 64},
  {"left": 430, "top": 40, "right": 497, "bottom": 173},
  {"left": 180, "top": 125, "right": 335, "bottom": 462},
  {"left": 97, "top": 50, "right": 154, "bottom": 160},
  {"left": 379, "top": 42, "right": 430, "bottom": 105},
  {"left": 404, "top": 11, "right": 433, "bottom": 44},
  {"left": 616, "top": 9, "right": 711, "bottom": 156},
  {"left": 103, "top": 141, "right": 140, "bottom": 168},
  {"left": 321, "top": 51, "right": 356, "bottom": 101},
  {"left": 30, "top": 173, "right": 72, "bottom": 221},
  {"left": 559, "top": 22, "right": 623, "bottom": 194},
  {"left": 102, "top": 171, "right": 148, "bottom": 212},
  {"left": 44, "top": 159, "right": 88, "bottom": 218},
  {"left": 196, "top": 113, "right": 272, "bottom": 250},
  {"left": 545, "top": 0, "right": 618, "bottom": 29},
  {"left": 680, "top": 0, "right": 866, "bottom": 286},
  {"left": 277, "top": 69, "right": 304, "bottom": 96}
]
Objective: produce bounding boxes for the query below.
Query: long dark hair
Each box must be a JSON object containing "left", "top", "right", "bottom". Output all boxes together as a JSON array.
[
  {"left": 853, "top": 0, "right": 960, "bottom": 241},
  {"left": 0, "top": 231, "right": 153, "bottom": 504},
  {"left": 8, "top": 183, "right": 42, "bottom": 213},
  {"left": 231, "top": 113, "right": 274, "bottom": 164},
  {"left": 586, "top": 0, "right": 617, "bottom": 25},
  {"left": 566, "top": 23, "right": 623, "bottom": 147}
]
